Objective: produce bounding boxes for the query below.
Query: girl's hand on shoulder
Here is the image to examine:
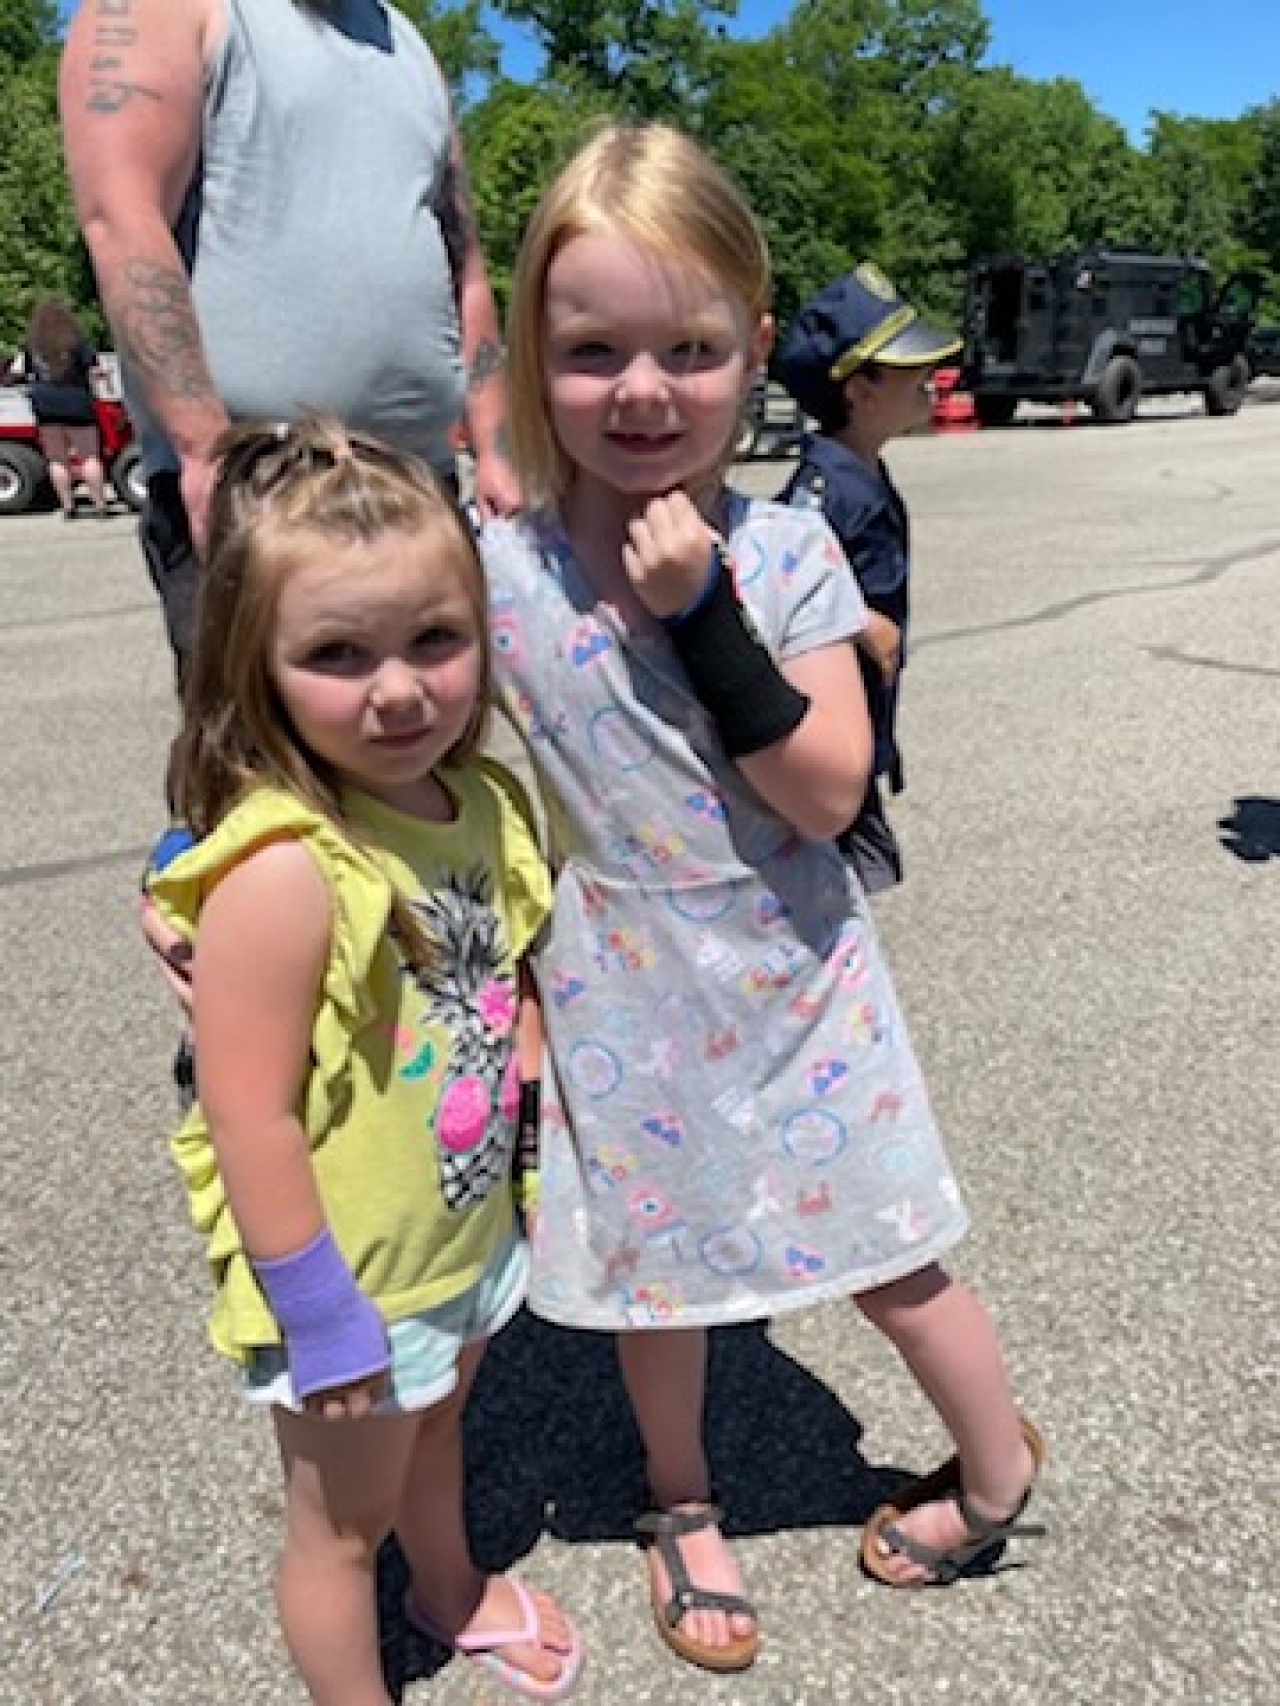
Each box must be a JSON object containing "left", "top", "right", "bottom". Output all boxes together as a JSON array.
[{"left": 622, "top": 492, "right": 717, "bottom": 620}]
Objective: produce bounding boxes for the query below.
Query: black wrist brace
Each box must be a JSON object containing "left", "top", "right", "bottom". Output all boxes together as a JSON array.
[
  {"left": 515, "top": 1079, "right": 540, "bottom": 1175},
  {"left": 664, "top": 547, "right": 811, "bottom": 757}
]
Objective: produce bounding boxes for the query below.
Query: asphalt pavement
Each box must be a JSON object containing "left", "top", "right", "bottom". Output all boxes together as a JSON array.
[{"left": 3, "top": 393, "right": 1279, "bottom": 1704}]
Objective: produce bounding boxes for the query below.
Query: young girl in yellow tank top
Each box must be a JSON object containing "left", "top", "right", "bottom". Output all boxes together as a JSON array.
[{"left": 148, "top": 416, "right": 581, "bottom": 1705}]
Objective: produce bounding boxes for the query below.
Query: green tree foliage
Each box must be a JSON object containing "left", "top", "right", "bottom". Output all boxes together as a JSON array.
[
  {"left": 698, "top": 34, "right": 885, "bottom": 328},
  {"left": 1145, "top": 114, "right": 1236, "bottom": 263},
  {"left": 395, "top": 0, "right": 501, "bottom": 105},
  {"left": 0, "top": 0, "right": 57, "bottom": 66},
  {"left": 0, "top": 47, "right": 96, "bottom": 350},
  {"left": 459, "top": 76, "right": 613, "bottom": 307},
  {"left": 491, "top": 0, "right": 736, "bottom": 117},
  {"left": 1240, "top": 101, "right": 1280, "bottom": 312},
  {"left": 931, "top": 73, "right": 1149, "bottom": 264}
]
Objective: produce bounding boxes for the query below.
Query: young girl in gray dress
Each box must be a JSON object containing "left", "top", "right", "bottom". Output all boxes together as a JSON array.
[{"left": 481, "top": 122, "right": 1045, "bottom": 1671}]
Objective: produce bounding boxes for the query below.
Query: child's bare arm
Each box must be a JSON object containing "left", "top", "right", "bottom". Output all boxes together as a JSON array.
[
  {"left": 194, "top": 841, "right": 329, "bottom": 1254},
  {"left": 194, "top": 839, "right": 389, "bottom": 1416},
  {"left": 734, "top": 641, "right": 871, "bottom": 838}
]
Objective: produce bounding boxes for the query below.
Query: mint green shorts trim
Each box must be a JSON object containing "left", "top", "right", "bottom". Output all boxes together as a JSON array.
[{"left": 242, "top": 1233, "right": 528, "bottom": 1414}]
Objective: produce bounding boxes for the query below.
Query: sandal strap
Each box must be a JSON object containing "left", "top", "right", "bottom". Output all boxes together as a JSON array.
[
  {"left": 404, "top": 1577, "right": 540, "bottom": 1652},
  {"left": 660, "top": 1585, "right": 757, "bottom": 1628},
  {"left": 453, "top": 1579, "right": 538, "bottom": 1654},
  {"left": 955, "top": 1485, "right": 1046, "bottom": 1543},
  {"left": 635, "top": 1505, "right": 756, "bottom": 1630},
  {"left": 635, "top": 1503, "right": 724, "bottom": 1539},
  {"left": 881, "top": 1490, "right": 1046, "bottom": 1585}
]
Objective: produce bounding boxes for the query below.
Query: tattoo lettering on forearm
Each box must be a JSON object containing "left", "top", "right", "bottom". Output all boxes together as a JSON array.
[
  {"left": 117, "top": 259, "right": 215, "bottom": 400},
  {"left": 467, "top": 338, "right": 505, "bottom": 393},
  {"left": 87, "top": 0, "right": 163, "bottom": 112}
]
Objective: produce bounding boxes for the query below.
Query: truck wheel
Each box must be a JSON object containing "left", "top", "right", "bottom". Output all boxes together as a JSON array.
[
  {"left": 0, "top": 442, "right": 46, "bottom": 515},
  {"left": 973, "top": 393, "right": 1018, "bottom": 428},
  {"left": 110, "top": 444, "right": 148, "bottom": 511},
  {"left": 1092, "top": 355, "right": 1142, "bottom": 423},
  {"left": 1203, "top": 353, "right": 1250, "bottom": 416}
]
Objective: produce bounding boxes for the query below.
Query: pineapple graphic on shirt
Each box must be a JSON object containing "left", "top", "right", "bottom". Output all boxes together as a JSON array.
[{"left": 407, "top": 867, "right": 521, "bottom": 1210}]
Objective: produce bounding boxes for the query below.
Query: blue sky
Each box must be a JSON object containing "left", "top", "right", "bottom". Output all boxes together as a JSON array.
[
  {"left": 717, "top": 0, "right": 1280, "bottom": 142},
  {"left": 976, "top": 0, "right": 1279, "bottom": 140}
]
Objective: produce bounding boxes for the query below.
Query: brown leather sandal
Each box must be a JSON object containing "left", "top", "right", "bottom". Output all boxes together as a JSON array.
[
  {"left": 860, "top": 1417, "right": 1047, "bottom": 1587},
  {"left": 635, "top": 1503, "right": 760, "bottom": 1672}
]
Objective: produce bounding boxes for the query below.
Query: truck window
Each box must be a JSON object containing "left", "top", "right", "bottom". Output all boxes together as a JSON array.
[
  {"left": 1217, "top": 279, "right": 1254, "bottom": 318},
  {"left": 1175, "top": 275, "right": 1209, "bottom": 317}
]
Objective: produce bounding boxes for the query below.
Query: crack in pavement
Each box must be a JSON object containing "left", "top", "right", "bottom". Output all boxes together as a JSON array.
[
  {"left": 914, "top": 537, "right": 1280, "bottom": 650},
  {"left": 1142, "top": 645, "right": 1280, "bottom": 679},
  {"left": 0, "top": 845, "right": 151, "bottom": 889},
  {"left": 0, "top": 602, "right": 157, "bottom": 635}
]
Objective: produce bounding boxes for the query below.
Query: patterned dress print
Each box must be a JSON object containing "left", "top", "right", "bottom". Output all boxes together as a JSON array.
[{"left": 482, "top": 493, "right": 969, "bottom": 1330}]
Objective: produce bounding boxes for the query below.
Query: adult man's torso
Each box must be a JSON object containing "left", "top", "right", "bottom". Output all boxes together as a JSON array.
[{"left": 129, "top": 0, "right": 464, "bottom": 475}]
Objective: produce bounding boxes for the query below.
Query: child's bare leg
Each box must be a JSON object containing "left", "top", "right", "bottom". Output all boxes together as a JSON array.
[
  {"left": 617, "top": 1328, "right": 756, "bottom": 1651},
  {"left": 273, "top": 1407, "right": 419, "bottom": 1706},
  {"left": 855, "top": 1264, "right": 1036, "bottom": 1584},
  {"left": 395, "top": 1344, "right": 575, "bottom": 1688}
]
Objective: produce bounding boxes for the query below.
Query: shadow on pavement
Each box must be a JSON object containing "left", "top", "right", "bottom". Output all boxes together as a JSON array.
[
  {"left": 1218, "top": 795, "right": 1280, "bottom": 862},
  {"left": 378, "top": 1306, "right": 901, "bottom": 1696}
]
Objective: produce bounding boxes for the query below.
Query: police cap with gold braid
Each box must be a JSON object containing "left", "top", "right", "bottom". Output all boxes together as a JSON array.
[{"left": 779, "top": 263, "right": 962, "bottom": 421}]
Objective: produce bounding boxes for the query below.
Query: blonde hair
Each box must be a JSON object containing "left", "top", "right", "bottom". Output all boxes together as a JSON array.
[
  {"left": 170, "top": 414, "right": 490, "bottom": 966},
  {"left": 506, "top": 122, "right": 772, "bottom": 506}
]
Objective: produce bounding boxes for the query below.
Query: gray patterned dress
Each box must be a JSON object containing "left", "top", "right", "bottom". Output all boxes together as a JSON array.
[{"left": 482, "top": 491, "right": 968, "bottom": 1331}]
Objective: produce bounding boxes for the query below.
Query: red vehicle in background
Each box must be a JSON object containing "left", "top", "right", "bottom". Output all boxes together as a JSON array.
[{"left": 0, "top": 354, "right": 146, "bottom": 515}]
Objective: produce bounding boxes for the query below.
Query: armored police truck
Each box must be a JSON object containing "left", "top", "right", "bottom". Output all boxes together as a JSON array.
[{"left": 962, "top": 249, "right": 1255, "bottom": 426}]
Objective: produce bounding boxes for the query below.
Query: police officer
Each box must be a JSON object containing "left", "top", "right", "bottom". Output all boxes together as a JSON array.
[{"left": 778, "top": 263, "right": 961, "bottom": 892}]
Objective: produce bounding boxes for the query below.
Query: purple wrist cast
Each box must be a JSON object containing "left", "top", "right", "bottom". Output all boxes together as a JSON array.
[{"left": 251, "top": 1228, "right": 389, "bottom": 1403}]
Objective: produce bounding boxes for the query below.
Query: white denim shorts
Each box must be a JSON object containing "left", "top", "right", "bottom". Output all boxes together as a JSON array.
[{"left": 242, "top": 1233, "right": 528, "bottom": 1414}]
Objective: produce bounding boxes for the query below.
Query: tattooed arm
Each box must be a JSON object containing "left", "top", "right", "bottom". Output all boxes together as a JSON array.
[
  {"left": 60, "top": 0, "right": 230, "bottom": 551},
  {"left": 436, "top": 118, "right": 521, "bottom": 519}
]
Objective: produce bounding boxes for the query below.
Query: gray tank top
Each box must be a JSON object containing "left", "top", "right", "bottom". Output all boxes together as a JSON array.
[{"left": 130, "top": 0, "right": 463, "bottom": 475}]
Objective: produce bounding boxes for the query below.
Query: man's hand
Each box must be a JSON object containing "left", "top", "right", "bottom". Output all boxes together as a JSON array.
[
  {"left": 622, "top": 492, "right": 719, "bottom": 621},
  {"left": 140, "top": 896, "right": 196, "bottom": 1015},
  {"left": 180, "top": 448, "right": 222, "bottom": 559},
  {"left": 470, "top": 447, "right": 522, "bottom": 520}
]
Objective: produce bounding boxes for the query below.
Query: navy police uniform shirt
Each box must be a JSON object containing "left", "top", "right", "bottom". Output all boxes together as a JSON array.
[{"left": 780, "top": 432, "right": 909, "bottom": 785}]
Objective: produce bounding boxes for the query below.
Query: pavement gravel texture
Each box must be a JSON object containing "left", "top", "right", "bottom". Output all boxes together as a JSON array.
[{"left": 2, "top": 392, "right": 1278, "bottom": 1704}]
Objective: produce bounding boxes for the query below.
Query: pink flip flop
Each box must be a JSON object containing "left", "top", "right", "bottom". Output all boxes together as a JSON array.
[{"left": 404, "top": 1576, "right": 584, "bottom": 1701}]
